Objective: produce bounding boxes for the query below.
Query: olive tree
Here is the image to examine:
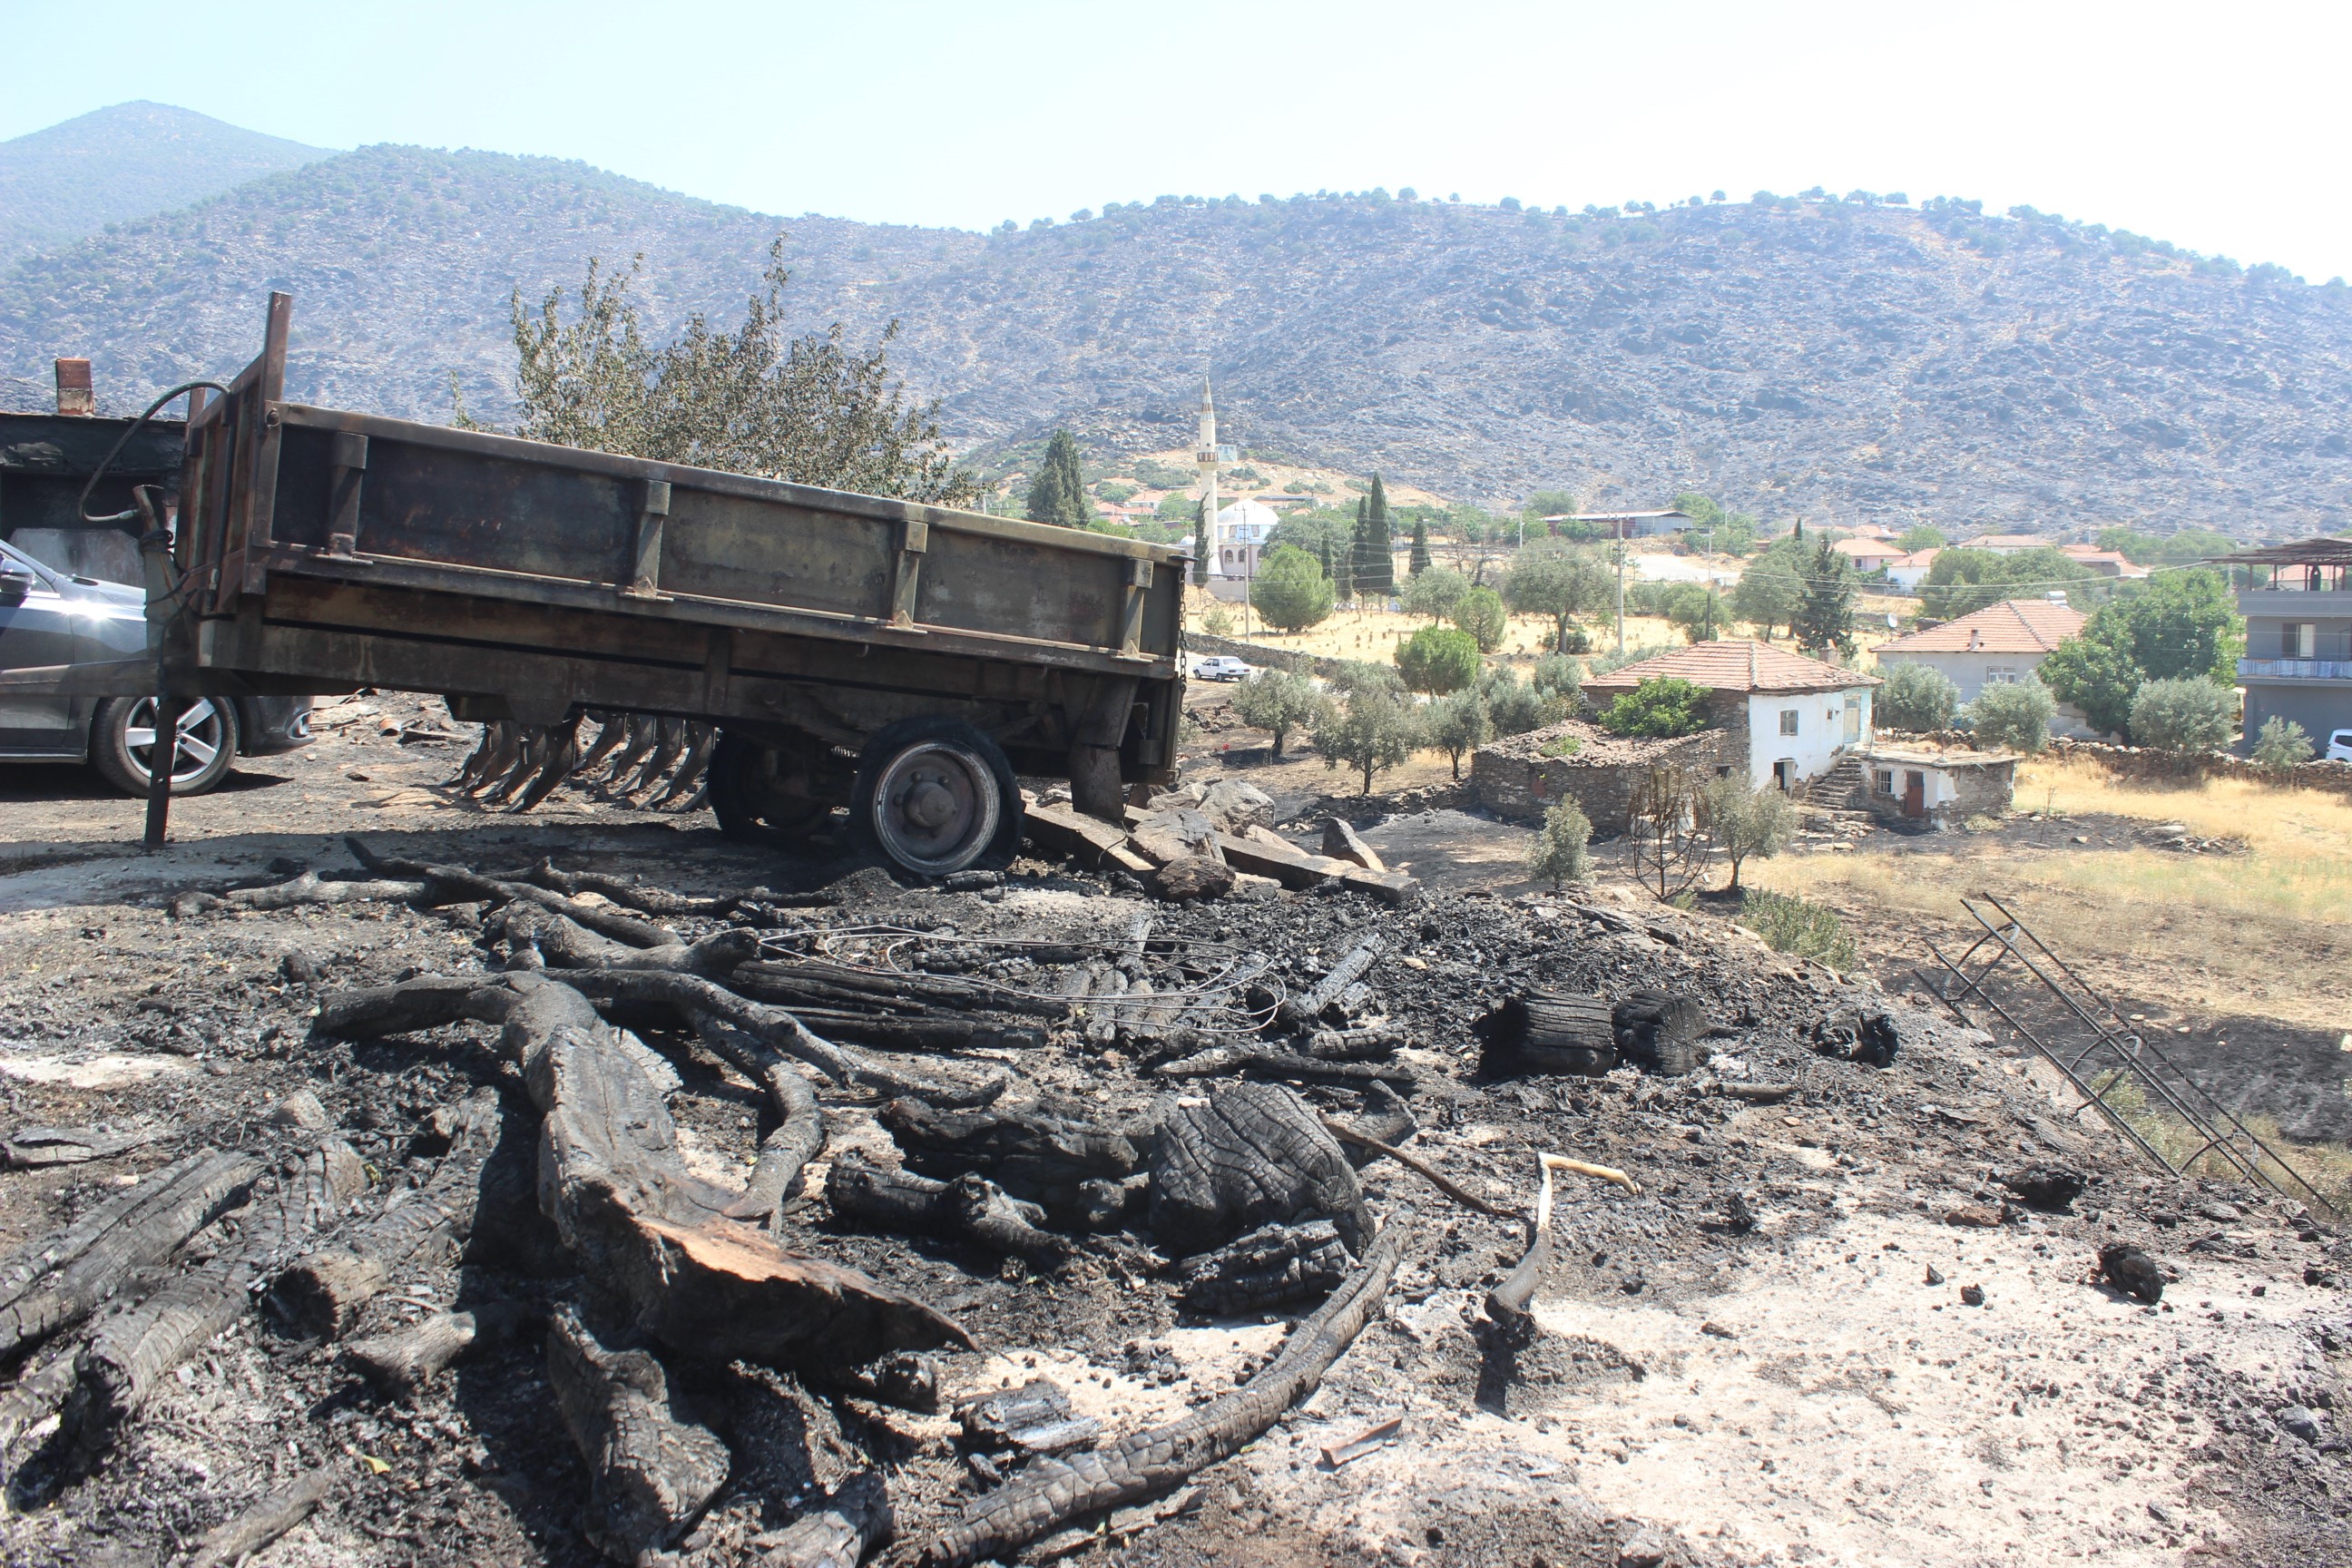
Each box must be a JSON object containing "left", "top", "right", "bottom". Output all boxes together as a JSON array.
[
  {"left": 1702, "top": 771, "right": 1798, "bottom": 893},
  {"left": 1525, "top": 799, "right": 1594, "bottom": 890},
  {"left": 1425, "top": 688, "right": 1494, "bottom": 779},
  {"left": 1315, "top": 686, "right": 1422, "bottom": 795},
  {"left": 2251, "top": 715, "right": 2314, "bottom": 776},
  {"left": 1963, "top": 678, "right": 2055, "bottom": 753},
  {"left": 1230, "top": 669, "right": 1329, "bottom": 760},
  {"left": 1399, "top": 565, "right": 1471, "bottom": 622},
  {"left": 1504, "top": 540, "right": 1613, "bottom": 652},
  {"left": 2129, "top": 677, "right": 2237, "bottom": 757},
  {"left": 1876, "top": 662, "right": 1960, "bottom": 732}
]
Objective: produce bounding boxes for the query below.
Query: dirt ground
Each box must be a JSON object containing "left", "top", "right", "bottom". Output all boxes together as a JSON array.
[{"left": 0, "top": 707, "right": 2346, "bottom": 1568}]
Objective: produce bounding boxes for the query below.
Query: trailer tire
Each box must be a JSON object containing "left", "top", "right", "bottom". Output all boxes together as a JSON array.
[
  {"left": 851, "top": 718, "right": 1021, "bottom": 877},
  {"left": 707, "top": 731, "right": 834, "bottom": 847}
]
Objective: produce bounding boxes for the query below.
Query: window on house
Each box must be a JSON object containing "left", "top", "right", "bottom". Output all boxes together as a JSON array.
[
  {"left": 1985, "top": 665, "right": 2019, "bottom": 684},
  {"left": 1779, "top": 709, "right": 1799, "bottom": 736},
  {"left": 2291, "top": 622, "right": 2318, "bottom": 659},
  {"left": 1874, "top": 769, "right": 1895, "bottom": 795}
]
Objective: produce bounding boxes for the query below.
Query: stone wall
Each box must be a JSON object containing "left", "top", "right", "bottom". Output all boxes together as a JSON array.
[
  {"left": 1469, "top": 720, "right": 1729, "bottom": 830},
  {"left": 2045, "top": 737, "right": 2352, "bottom": 799},
  {"left": 1184, "top": 631, "right": 1346, "bottom": 681}
]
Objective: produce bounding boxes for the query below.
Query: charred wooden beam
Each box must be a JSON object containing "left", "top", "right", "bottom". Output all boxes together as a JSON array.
[
  {"left": 1146, "top": 1083, "right": 1369, "bottom": 1258},
  {"left": 877, "top": 1099, "right": 1138, "bottom": 1229},
  {"left": 730, "top": 957, "right": 1068, "bottom": 1019},
  {"left": 345, "top": 1301, "right": 537, "bottom": 1400},
  {"left": 1173, "top": 1220, "right": 1354, "bottom": 1316},
  {"left": 1149, "top": 1045, "right": 1417, "bottom": 1091},
  {"left": 756, "top": 1471, "right": 893, "bottom": 1568},
  {"left": 1473, "top": 990, "right": 1617, "bottom": 1077},
  {"left": 185, "top": 1466, "right": 339, "bottom": 1568},
  {"left": 920, "top": 1222, "right": 1406, "bottom": 1567}
]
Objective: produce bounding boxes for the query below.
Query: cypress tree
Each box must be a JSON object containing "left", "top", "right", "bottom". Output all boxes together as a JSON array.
[
  {"left": 1408, "top": 516, "right": 1432, "bottom": 576},
  {"left": 1190, "top": 497, "right": 1209, "bottom": 585},
  {"left": 1359, "top": 475, "right": 1396, "bottom": 596},
  {"left": 1024, "top": 429, "right": 1092, "bottom": 529}
]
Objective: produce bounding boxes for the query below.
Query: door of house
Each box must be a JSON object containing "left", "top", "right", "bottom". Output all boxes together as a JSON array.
[
  {"left": 1903, "top": 770, "right": 1926, "bottom": 818},
  {"left": 1774, "top": 760, "right": 1795, "bottom": 792}
]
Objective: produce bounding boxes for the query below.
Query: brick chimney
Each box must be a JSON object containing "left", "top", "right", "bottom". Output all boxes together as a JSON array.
[{"left": 54, "top": 358, "right": 93, "bottom": 417}]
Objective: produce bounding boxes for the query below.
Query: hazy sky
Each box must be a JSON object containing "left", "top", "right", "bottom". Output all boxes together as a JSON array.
[{"left": 6, "top": 0, "right": 2347, "bottom": 280}]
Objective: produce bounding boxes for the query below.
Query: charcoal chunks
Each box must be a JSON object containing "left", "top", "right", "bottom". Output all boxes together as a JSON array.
[
  {"left": 2099, "top": 1241, "right": 2165, "bottom": 1304},
  {"left": 1146, "top": 1083, "right": 1367, "bottom": 1257},
  {"left": 2001, "top": 1165, "right": 2087, "bottom": 1212},
  {"left": 878, "top": 1098, "right": 1138, "bottom": 1229},
  {"left": 1176, "top": 1220, "right": 1355, "bottom": 1315},
  {"left": 1810, "top": 1006, "right": 1901, "bottom": 1068}
]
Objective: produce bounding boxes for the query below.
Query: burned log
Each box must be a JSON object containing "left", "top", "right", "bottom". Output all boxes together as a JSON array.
[
  {"left": 690, "top": 1013, "right": 825, "bottom": 1225},
  {"left": 1474, "top": 991, "right": 1617, "bottom": 1077},
  {"left": 1614, "top": 990, "right": 1709, "bottom": 1076},
  {"left": 779, "top": 1008, "right": 1048, "bottom": 1054},
  {"left": 730, "top": 957, "right": 1068, "bottom": 1019},
  {"left": 270, "top": 1086, "right": 503, "bottom": 1339},
  {"left": 0, "top": 1147, "right": 262, "bottom": 1359},
  {"left": 760, "top": 1471, "right": 894, "bottom": 1568},
  {"left": 70, "top": 1139, "right": 368, "bottom": 1446},
  {"left": 168, "top": 871, "right": 435, "bottom": 919},
  {"left": 1, "top": 1123, "right": 169, "bottom": 1169},
  {"left": 1276, "top": 936, "right": 1384, "bottom": 1029},
  {"left": 877, "top": 1099, "right": 1138, "bottom": 1229},
  {"left": 1146, "top": 1083, "right": 1368, "bottom": 1257},
  {"left": 490, "top": 903, "right": 757, "bottom": 976},
  {"left": 548, "top": 1306, "right": 730, "bottom": 1564},
  {"left": 921, "top": 1221, "right": 1406, "bottom": 1568},
  {"left": 345, "top": 1301, "right": 537, "bottom": 1400},
  {"left": 958, "top": 1377, "right": 1101, "bottom": 1455},
  {"left": 185, "top": 1466, "right": 339, "bottom": 1568},
  {"left": 314, "top": 972, "right": 975, "bottom": 1370},
  {"left": 824, "top": 1152, "right": 1072, "bottom": 1264},
  {"left": 1335, "top": 1080, "right": 1416, "bottom": 1157},
  {"left": 1150, "top": 1045, "right": 1417, "bottom": 1091},
  {"left": 345, "top": 836, "right": 677, "bottom": 948},
  {"left": 1174, "top": 1220, "right": 1354, "bottom": 1315}
]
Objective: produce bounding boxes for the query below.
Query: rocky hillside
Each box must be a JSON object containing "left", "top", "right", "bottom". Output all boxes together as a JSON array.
[
  {"left": 0, "top": 103, "right": 328, "bottom": 265},
  {"left": 5, "top": 122, "right": 2351, "bottom": 534}
]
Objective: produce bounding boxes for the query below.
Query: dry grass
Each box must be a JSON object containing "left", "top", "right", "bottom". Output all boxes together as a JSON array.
[{"left": 1745, "top": 757, "right": 2352, "bottom": 1034}]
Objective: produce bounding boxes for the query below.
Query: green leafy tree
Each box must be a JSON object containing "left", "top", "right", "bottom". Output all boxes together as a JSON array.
[
  {"left": 1793, "top": 538, "right": 1857, "bottom": 657},
  {"left": 1249, "top": 545, "right": 1335, "bottom": 632},
  {"left": 2252, "top": 716, "right": 2315, "bottom": 775},
  {"left": 1522, "top": 489, "right": 1580, "bottom": 534},
  {"left": 1400, "top": 565, "right": 1470, "bottom": 622},
  {"left": 1454, "top": 586, "right": 1508, "bottom": 652},
  {"left": 1504, "top": 540, "right": 1614, "bottom": 652},
  {"left": 1525, "top": 799, "right": 1594, "bottom": 889},
  {"left": 1701, "top": 771, "right": 1798, "bottom": 893},
  {"left": 1024, "top": 428, "right": 1093, "bottom": 528},
  {"left": 1189, "top": 497, "right": 1208, "bottom": 585},
  {"left": 1918, "top": 547, "right": 2093, "bottom": 619},
  {"left": 1712, "top": 512, "right": 1759, "bottom": 556},
  {"left": 2129, "top": 677, "right": 2237, "bottom": 756},
  {"left": 1964, "top": 678, "right": 2055, "bottom": 753},
  {"left": 1876, "top": 662, "right": 1960, "bottom": 731},
  {"left": 507, "top": 242, "right": 970, "bottom": 501},
  {"left": 1671, "top": 491, "right": 1723, "bottom": 530},
  {"left": 1315, "top": 686, "right": 1421, "bottom": 795},
  {"left": 1897, "top": 524, "right": 1948, "bottom": 553},
  {"left": 2039, "top": 570, "right": 2244, "bottom": 736},
  {"left": 2037, "top": 634, "right": 2137, "bottom": 737},
  {"left": 1669, "top": 586, "right": 1729, "bottom": 643},
  {"left": 1230, "top": 669, "right": 1330, "bottom": 759},
  {"left": 1597, "top": 676, "right": 1710, "bottom": 738},
  {"left": 1407, "top": 517, "right": 1433, "bottom": 576},
  {"left": 1357, "top": 475, "right": 1396, "bottom": 596},
  {"left": 1531, "top": 653, "right": 1583, "bottom": 704},
  {"left": 1731, "top": 553, "right": 1803, "bottom": 639},
  {"left": 1330, "top": 659, "right": 1405, "bottom": 699},
  {"left": 1425, "top": 688, "right": 1494, "bottom": 779},
  {"left": 1396, "top": 626, "right": 1481, "bottom": 694}
]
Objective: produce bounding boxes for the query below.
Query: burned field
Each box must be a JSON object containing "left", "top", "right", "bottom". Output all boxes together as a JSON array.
[{"left": 0, "top": 779, "right": 2347, "bottom": 1568}]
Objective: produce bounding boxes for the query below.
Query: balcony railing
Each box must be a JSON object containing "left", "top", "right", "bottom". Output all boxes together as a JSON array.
[{"left": 2239, "top": 657, "right": 2352, "bottom": 681}]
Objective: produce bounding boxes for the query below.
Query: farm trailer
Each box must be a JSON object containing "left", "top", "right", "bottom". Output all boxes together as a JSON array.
[{"left": 73, "top": 293, "right": 1189, "bottom": 874}]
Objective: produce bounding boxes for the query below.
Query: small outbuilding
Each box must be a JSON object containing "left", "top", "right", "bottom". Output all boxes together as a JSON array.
[{"left": 1832, "top": 743, "right": 2019, "bottom": 826}]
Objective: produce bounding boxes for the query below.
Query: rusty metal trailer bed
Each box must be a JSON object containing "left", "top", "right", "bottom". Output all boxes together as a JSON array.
[{"left": 117, "top": 294, "right": 1190, "bottom": 873}]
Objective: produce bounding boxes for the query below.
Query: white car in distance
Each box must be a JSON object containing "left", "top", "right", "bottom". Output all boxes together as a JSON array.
[
  {"left": 2328, "top": 728, "right": 2352, "bottom": 763},
  {"left": 1193, "top": 655, "right": 1255, "bottom": 682}
]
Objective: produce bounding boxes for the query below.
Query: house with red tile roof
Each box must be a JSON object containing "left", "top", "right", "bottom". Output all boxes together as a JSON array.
[
  {"left": 1955, "top": 533, "right": 2050, "bottom": 555},
  {"left": 1872, "top": 598, "right": 2097, "bottom": 735},
  {"left": 2057, "top": 544, "right": 2151, "bottom": 579},
  {"left": 1582, "top": 641, "right": 1878, "bottom": 791}
]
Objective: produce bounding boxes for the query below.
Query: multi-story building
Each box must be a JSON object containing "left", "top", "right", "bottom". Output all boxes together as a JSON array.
[{"left": 2219, "top": 536, "right": 2352, "bottom": 750}]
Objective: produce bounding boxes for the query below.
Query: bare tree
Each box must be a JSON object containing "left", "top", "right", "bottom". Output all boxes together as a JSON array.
[{"left": 1626, "top": 764, "right": 1708, "bottom": 902}]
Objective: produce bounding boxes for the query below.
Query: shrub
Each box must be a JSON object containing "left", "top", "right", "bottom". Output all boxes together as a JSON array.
[
  {"left": 1314, "top": 687, "right": 1421, "bottom": 795},
  {"left": 1737, "top": 889, "right": 1858, "bottom": 970},
  {"left": 1876, "top": 662, "right": 1960, "bottom": 732},
  {"left": 1398, "top": 565, "right": 1470, "bottom": 622},
  {"left": 1480, "top": 668, "right": 1566, "bottom": 735},
  {"left": 1596, "top": 676, "right": 1710, "bottom": 738},
  {"left": 2252, "top": 715, "right": 2315, "bottom": 776},
  {"left": 1525, "top": 799, "right": 1593, "bottom": 889},
  {"left": 1229, "top": 669, "right": 1329, "bottom": 760},
  {"left": 1249, "top": 544, "right": 1335, "bottom": 632},
  {"left": 2129, "top": 676, "right": 2237, "bottom": 756},
  {"left": 1395, "top": 626, "right": 1482, "bottom": 694},
  {"left": 1963, "top": 678, "right": 2054, "bottom": 753},
  {"left": 1538, "top": 731, "right": 1583, "bottom": 759},
  {"left": 1558, "top": 624, "right": 1593, "bottom": 654},
  {"left": 1587, "top": 642, "right": 1674, "bottom": 678},
  {"left": 1532, "top": 654, "right": 1583, "bottom": 702},
  {"left": 1200, "top": 606, "right": 1234, "bottom": 637},
  {"left": 1453, "top": 586, "right": 1507, "bottom": 652}
]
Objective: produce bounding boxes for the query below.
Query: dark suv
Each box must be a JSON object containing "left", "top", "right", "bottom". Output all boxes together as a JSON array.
[{"left": 0, "top": 536, "right": 311, "bottom": 793}]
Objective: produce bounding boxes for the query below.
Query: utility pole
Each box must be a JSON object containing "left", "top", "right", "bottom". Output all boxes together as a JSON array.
[{"left": 1612, "top": 522, "right": 1627, "bottom": 653}]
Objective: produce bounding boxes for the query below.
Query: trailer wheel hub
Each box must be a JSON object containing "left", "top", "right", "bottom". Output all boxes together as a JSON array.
[{"left": 868, "top": 740, "right": 1003, "bottom": 875}]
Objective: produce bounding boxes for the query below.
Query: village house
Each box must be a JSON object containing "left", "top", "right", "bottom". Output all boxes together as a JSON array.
[
  {"left": 1579, "top": 641, "right": 1878, "bottom": 792},
  {"left": 1870, "top": 597, "right": 2097, "bottom": 736},
  {"left": 1955, "top": 533, "right": 2048, "bottom": 555},
  {"left": 1832, "top": 536, "right": 1906, "bottom": 573},
  {"left": 1834, "top": 741, "right": 2022, "bottom": 825},
  {"left": 1884, "top": 546, "right": 1940, "bottom": 592},
  {"left": 2058, "top": 543, "right": 2150, "bottom": 579},
  {"left": 2212, "top": 535, "right": 2352, "bottom": 754}
]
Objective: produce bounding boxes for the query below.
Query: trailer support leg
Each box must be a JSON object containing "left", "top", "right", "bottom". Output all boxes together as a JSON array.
[
  {"left": 1069, "top": 744, "right": 1125, "bottom": 826},
  {"left": 142, "top": 694, "right": 189, "bottom": 852}
]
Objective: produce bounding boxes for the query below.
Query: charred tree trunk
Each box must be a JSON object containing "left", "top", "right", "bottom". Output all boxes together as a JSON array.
[
  {"left": 824, "top": 1152, "right": 1071, "bottom": 1264},
  {"left": 548, "top": 1306, "right": 730, "bottom": 1564},
  {"left": 345, "top": 1301, "right": 536, "bottom": 1400},
  {"left": 1473, "top": 991, "right": 1617, "bottom": 1076},
  {"left": 1612, "top": 989, "right": 1709, "bottom": 1077}
]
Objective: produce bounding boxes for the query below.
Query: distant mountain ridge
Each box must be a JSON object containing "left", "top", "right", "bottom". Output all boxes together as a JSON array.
[
  {"left": 3, "top": 108, "right": 2350, "bottom": 535},
  {"left": 0, "top": 102, "right": 328, "bottom": 265}
]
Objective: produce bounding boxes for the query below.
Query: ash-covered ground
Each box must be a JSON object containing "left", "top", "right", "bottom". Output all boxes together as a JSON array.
[{"left": 0, "top": 714, "right": 2344, "bottom": 1568}]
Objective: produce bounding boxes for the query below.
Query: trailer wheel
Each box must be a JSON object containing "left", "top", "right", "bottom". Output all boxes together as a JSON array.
[
  {"left": 707, "top": 731, "right": 834, "bottom": 846},
  {"left": 851, "top": 717, "right": 1021, "bottom": 877}
]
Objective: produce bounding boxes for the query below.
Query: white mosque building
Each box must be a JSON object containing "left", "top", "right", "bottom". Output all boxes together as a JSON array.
[{"left": 1210, "top": 498, "right": 1279, "bottom": 583}]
